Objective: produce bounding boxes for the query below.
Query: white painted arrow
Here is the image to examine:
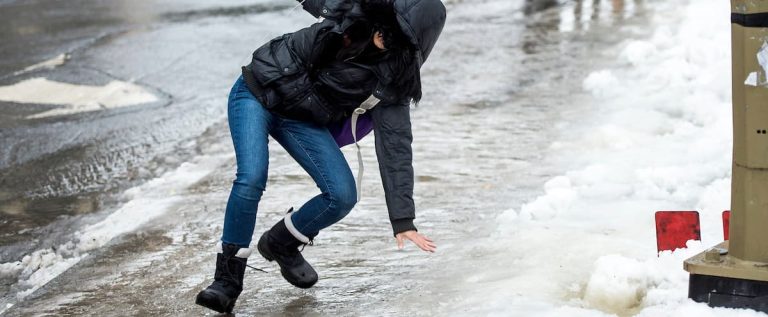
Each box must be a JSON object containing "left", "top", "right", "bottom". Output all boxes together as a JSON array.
[{"left": 0, "top": 77, "right": 159, "bottom": 119}]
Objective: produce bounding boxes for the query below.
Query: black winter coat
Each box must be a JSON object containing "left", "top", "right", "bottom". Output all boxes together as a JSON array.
[{"left": 242, "top": 0, "right": 446, "bottom": 235}]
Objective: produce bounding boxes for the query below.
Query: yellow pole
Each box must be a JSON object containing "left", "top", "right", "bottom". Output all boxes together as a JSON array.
[{"left": 682, "top": 1, "right": 768, "bottom": 311}]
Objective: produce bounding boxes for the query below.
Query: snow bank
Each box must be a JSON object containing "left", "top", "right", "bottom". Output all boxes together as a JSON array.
[
  {"left": 0, "top": 152, "right": 229, "bottom": 313},
  {"left": 0, "top": 77, "right": 158, "bottom": 119},
  {"left": 492, "top": 0, "right": 766, "bottom": 316},
  {"left": 582, "top": 241, "right": 703, "bottom": 315}
]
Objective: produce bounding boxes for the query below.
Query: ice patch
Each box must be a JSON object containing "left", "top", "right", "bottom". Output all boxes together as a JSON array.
[
  {"left": 0, "top": 154, "right": 229, "bottom": 312},
  {"left": 0, "top": 77, "right": 158, "bottom": 119}
]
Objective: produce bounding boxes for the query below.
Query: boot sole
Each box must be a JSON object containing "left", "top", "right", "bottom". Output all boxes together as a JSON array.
[
  {"left": 195, "top": 289, "right": 235, "bottom": 313},
  {"left": 257, "top": 231, "right": 317, "bottom": 289}
]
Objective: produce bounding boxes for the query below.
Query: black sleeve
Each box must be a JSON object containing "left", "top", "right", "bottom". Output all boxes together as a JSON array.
[{"left": 372, "top": 101, "right": 418, "bottom": 236}]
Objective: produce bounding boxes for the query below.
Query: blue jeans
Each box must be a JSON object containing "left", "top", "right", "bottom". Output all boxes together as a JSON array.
[{"left": 221, "top": 76, "right": 357, "bottom": 247}]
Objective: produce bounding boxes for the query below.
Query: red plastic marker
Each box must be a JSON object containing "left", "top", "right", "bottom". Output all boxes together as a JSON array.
[
  {"left": 655, "top": 211, "right": 701, "bottom": 253},
  {"left": 723, "top": 210, "right": 731, "bottom": 241}
]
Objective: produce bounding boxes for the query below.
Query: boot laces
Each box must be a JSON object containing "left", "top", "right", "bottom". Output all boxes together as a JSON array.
[
  {"left": 217, "top": 253, "right": 243, "bottom": 289},
  {"left": 298, "top": 239, "right": 314, "bottom": 252},
  {"left": 225, "top": 254, "right": 269, "bottom": 274},
  {"left": 242, "top": 260, "right": 269, "bottom": 274},
  {"left": 218, "top": 253, "right": 269, "bottom": 289}
]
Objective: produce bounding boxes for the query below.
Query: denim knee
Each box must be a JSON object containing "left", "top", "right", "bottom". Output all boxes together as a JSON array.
[
  {"left": 231, "top": 171, "right": 267, "bottom": 201},
  {"left": 324, "top": 181, "right": 357, "bottom": 216}
]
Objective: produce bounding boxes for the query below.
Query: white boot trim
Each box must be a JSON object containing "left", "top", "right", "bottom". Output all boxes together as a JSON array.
[
  {"left": 216, "top": 241, "right": 252, "bottom": 258},
  {"left": 284, "top": 211, "right": 311, "bottom": 244}
]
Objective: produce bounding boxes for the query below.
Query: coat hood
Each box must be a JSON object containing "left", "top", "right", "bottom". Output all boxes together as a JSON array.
[{"left": 392, "top": 0, "right": 446, "bottom": 64}]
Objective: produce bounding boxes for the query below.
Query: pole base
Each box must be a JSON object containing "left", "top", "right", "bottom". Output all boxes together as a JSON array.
[{"left": 689, "top": 273, "right": 768, "bottom": 313}]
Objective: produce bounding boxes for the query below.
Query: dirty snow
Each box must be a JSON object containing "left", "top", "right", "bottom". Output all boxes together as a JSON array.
[
  {"left": 486, "top": 0, "right": 766, "bottom": 316},
  {"left": 0, "top": 151, "right": 230, "bottom": 313}
]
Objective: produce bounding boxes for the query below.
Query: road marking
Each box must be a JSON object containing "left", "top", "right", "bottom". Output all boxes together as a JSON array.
[
  {"left": 0, "top": 77, "right": 158, "bottom": 119},
  {"left": 13, "top": 53, "right": 69, "bottom": 76}
]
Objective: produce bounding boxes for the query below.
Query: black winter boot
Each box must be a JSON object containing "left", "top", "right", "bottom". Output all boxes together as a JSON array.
[
  {"left": 257, "top": 216, "right": 318, "bottom": 289},
  {"left": 195, "top": 242, "right": 250, "bottom": 313}
]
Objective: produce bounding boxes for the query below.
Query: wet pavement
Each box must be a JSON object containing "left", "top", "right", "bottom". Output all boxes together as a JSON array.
[
  {"left": 0, "top": 0, "right": 304, "bottom": 254},
  {"left": 0, "top": 0, "right": 656, "bottom": 315}
]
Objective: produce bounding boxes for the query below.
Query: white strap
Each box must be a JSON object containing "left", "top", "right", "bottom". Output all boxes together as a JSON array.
[{"left": 351, "top": 95, "right": 380, "bottom": 202}]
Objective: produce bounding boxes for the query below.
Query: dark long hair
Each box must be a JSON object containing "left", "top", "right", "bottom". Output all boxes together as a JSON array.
[
  {"left": 385, "top": 43, "right": 422, "bottom": 104},
  {"left": 335, "top": 21, "right": 373, "bottom": 61},
  {"left": 362, "top": 1, "right": 423, "bottom": 104},
  {"left": 373, "top": 15, "right": 421, "bottom": 104}
]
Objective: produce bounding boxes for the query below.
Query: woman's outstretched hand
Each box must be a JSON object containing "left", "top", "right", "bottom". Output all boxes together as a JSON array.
[{"left": 395, "top": 230, "right": 436, "bottom": 253}]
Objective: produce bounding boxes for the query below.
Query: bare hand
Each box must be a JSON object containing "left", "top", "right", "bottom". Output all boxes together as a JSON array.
[{"left": 395, "top": 230, "right": 436, "bottom": 253}]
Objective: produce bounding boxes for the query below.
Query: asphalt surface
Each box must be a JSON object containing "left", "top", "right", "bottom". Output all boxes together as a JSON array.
[{"left": 0, "top": 0, "right": 301, "bottom": 251}]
